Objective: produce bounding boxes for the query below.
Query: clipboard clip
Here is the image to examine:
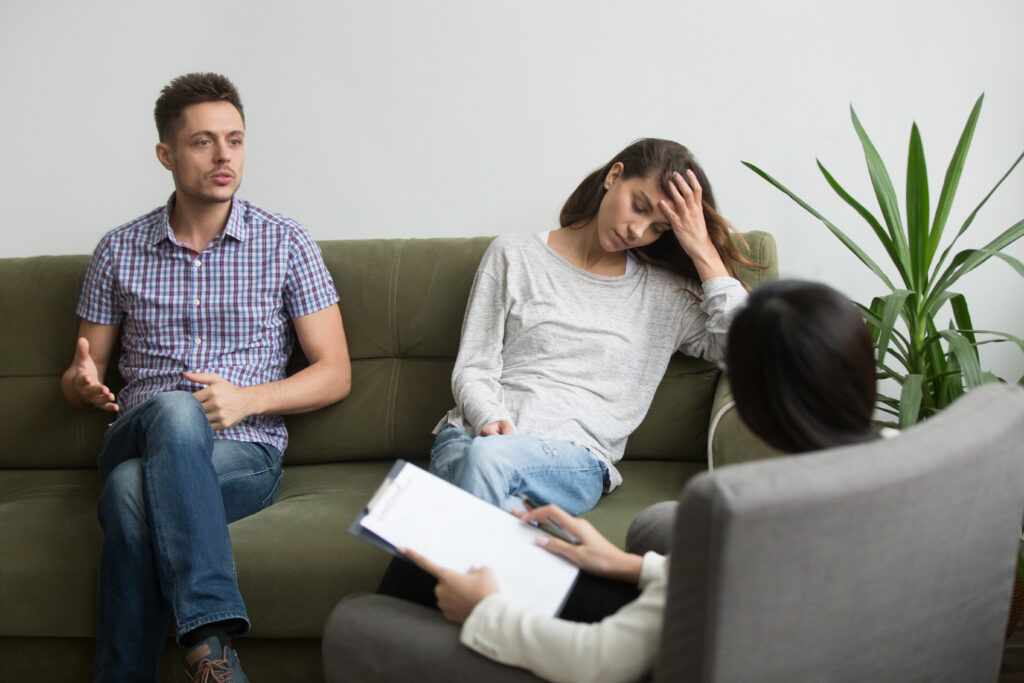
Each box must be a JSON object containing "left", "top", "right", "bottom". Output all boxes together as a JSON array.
[{"left": 365, "top": 477, "right": 393, "bottom": 513}]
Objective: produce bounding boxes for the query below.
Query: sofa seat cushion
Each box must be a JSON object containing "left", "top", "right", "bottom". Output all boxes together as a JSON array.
[
  {"left": 0, "top": 459, "right": 704, "bottom": 640},
  {"left": 0, "top": 469, "right": 101, "bottom": 638}
]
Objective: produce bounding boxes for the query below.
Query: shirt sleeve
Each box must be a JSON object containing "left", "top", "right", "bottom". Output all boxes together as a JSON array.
[
  {"left": 460, "top": 553, "right": 668, "bottom": 683},
  {"left": 676, "top": 276, "right": 748, "bottom": 361},
  {"left": 450, "top": 245, "right": 513, "bottom": 434},
  {"left": 283, "top": 224, "right": 339, "bottom": 318},
  {"left": 76, "top": 234, "right": 123, "bottom": 325}
]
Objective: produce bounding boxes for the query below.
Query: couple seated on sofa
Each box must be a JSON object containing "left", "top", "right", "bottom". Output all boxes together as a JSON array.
[{"left": 63, "top": 69, "right": 871, "bottom": 683}]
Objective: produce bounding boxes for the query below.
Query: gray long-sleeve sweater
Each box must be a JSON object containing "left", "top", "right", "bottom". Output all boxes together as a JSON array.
[{"left": 438, "top": 232, "right": 748, "bottom": 490}]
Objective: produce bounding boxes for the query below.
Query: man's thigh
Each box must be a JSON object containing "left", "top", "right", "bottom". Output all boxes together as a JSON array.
[{"left": 211, "top": 440, "right": 283, "bottom": 524}]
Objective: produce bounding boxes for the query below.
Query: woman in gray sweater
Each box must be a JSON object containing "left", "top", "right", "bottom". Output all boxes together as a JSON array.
[{"left": 429, "top": 138, "right": 756, "bottom": 515}]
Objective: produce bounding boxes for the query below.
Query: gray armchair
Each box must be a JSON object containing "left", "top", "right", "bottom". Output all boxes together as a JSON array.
[{"left": 323, "top": 383, "right": 1024, "bottom": 682}]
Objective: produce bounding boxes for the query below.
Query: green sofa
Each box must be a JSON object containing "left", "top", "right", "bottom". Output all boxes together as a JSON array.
[{"left": 0, "top": 233, "right": 776, "bottom": 681}]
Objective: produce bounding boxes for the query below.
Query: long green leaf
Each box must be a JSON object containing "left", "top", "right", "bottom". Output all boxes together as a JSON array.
[
  {"left": 927, "top": 219, "right": 1024, "bottom": 311},
  {"left": 877, "top": 290, "right": 913, "bottom": 366},
  {"left": 938, "top": 329, "right": 985, "bottom": 388},
  {"left": 967, "top": 329, "right": 1024, "bottom": 356},
  {"left": 906, "top": 123, "right": 929, "bottom": 291},
  {"left": 928, "top": 94, "right": 983, "bottom": 266},
  {"left": 923, "top": 289, "right": 958, "bottom": 320},
  {"left": 743, "top": 161, "right": 897, "bottom": 290},
  {"left": 817, "top": 160, "right": 907, "bottom": 284},
  {"left": 930, "top": 147, "right": 1024, "bottom": 281},
  {"left": 857, "top": 303, "right": 911, "bottom": 350},
  {"left": 851, "top": 106, "right": 912, "bottom": 277},
  {"left": 949, "top": 294, "right": 977, "bottom": 354},
  {"left": 899, "top": 374, "right": 924, "bottom": 427},
  {"left": 939, "top": 352, "right": 965, "bottom": 406}
]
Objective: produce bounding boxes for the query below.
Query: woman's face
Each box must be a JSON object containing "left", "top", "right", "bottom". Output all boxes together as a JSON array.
[{"left": 594, "top": 163, "right": 673, "bottom": 253}]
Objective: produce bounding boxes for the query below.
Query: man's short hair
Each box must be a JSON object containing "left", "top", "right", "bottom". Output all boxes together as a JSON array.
[{"left": 154, "top": 73, "right": 244, "bottom": 143}]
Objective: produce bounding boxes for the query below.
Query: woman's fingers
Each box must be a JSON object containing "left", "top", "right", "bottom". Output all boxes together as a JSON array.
[{"left": 399, "top": 547, "right": 445, "bottom": 579}]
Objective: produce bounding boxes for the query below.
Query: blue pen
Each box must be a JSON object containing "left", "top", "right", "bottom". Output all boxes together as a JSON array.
[{"left": 516, "top": 492, "right": 582, "bottom": 545}]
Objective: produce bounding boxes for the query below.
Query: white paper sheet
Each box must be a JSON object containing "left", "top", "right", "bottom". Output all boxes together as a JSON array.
[{"left": 360, "top": 463, "right": 579, "bottom": 616}]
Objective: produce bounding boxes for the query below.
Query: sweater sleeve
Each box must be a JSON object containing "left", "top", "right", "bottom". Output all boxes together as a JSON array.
[
  {"left": 676, "top": 276, "right": 748, "bottom": 362},
  {"left": 451, "top": 252, "right": 514, "bottom": 435},
  {"left": 460, "top": 553, "right": 668, "bottom": 683}
]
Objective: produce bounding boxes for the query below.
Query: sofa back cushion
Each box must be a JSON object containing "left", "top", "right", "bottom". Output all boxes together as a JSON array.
[{"left": 0, "top": 231, "right": 776, "bottom": 469}]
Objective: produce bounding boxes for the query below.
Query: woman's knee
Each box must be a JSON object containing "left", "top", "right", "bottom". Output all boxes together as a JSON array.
[{"left": 625, "top": 501, "right": 678, "bottom": 555}]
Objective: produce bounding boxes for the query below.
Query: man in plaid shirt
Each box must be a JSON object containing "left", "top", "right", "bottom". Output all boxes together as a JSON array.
[{"left": 60, "top": 73, "right": 351, "bottom": 682}]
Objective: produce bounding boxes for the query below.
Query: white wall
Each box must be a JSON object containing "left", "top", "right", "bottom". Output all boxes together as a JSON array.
[{"left": 2, "top": 0, "right": 1022, "bottom": 381}]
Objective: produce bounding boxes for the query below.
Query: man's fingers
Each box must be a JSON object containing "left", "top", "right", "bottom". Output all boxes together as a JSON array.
[
  {"left": 75, "top": 337, "right": 91, "bottom": 363},
  {"left": 184, "top": 371, "right": 220, "bottom": 386}
]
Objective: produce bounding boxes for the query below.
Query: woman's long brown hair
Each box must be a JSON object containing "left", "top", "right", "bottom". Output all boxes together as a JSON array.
[{"left": 560, "top": 138, "right": 758, "bottom": 286}]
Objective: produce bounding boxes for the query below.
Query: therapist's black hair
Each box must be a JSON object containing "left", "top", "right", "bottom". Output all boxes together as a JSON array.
[{"left": 726, "top": 279, "right": 877, "bottom": 454}]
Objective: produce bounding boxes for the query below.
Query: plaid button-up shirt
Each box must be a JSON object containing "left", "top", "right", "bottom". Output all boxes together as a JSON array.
[{"left": 77, "top": 195, "right": 339, "bottom": 452}]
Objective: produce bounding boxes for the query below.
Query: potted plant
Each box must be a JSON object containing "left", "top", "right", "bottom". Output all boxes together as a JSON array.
[{"left": 743, "top": 93, "right": 1024, "bottom": 636}]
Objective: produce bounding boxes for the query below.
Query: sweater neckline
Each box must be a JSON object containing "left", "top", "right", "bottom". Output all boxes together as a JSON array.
[{"left": 533, "top": 231, "right": 642, "bottom": 282}]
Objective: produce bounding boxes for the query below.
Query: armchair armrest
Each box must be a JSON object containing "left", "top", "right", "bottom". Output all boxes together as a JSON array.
[{"left": 707, "top": 376, "right": 780, "bottom": 469}]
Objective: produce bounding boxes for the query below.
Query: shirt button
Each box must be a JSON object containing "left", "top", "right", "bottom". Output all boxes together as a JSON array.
[
  {"left": 193, "top": 260, "right": 202, "bottom": 268},
  {"left": 193, "top": 298, "right": 200, "bottom": 307},
  {"left": 195, "top": 337, "right": 202, "bottom": 345}
]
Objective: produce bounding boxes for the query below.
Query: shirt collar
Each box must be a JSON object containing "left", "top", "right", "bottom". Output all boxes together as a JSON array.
[{"left": 151, "top": 193, "right": 248, "bottom": 246}]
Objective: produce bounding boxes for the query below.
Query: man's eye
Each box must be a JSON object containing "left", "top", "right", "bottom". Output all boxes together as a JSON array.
[
  {"left": 196, "top": 139, "right": 210, "bottom": 147},
  {"left": 230, "top": 138, "right": 243, "bottom": 146}
]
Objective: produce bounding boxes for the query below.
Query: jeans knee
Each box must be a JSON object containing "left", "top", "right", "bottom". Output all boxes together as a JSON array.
[
  {"left": 141, "top": 392, "right": 211, "bottom": 442},
  {"left": 147, "top": 391, "right": 204, "bottom": 421},
  {"left": 462, "top": 438, "right": 512, "bottom": 477},
  {"left": 98, "top": 460, "right": 148, "bottom": 538}
]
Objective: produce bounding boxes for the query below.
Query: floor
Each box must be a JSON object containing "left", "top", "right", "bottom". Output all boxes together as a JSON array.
[{"left": 1002, "top": 616, "right": 1024, "bottom": 682}]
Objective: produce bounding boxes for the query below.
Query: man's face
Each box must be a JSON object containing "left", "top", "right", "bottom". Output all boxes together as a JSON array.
[{"left": 156, "top": 100, "right": 244, "bottom": 204}]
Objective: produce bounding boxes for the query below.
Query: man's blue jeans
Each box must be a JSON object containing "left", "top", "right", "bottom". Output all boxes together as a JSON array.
[
  {"left": 94, "top": 392, "right": 282, "bottom": 682},
  {"left": 428, "top": 423, "right": 607, "bottom": 516}
]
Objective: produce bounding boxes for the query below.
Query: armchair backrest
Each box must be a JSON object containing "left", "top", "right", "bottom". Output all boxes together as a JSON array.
[{"left": 657, "top": 383, "right": 1024, "bottom": 682}]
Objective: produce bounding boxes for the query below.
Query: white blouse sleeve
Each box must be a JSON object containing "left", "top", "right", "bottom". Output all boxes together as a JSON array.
[{"left": 460, "top": 553, "right": 668, "bottom": 683}]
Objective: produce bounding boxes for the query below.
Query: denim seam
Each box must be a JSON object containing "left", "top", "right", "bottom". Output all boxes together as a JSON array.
[{"left": 216, "top": 464, "right": 277, "bottom": 485}]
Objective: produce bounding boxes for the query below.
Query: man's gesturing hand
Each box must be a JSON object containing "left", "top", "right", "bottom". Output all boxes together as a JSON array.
[
  {"left": 70, "top": 337, "right": 118, "bottom": 412},
  {"left": 185, "top": 372, "right": 254, "bottom": 430}
]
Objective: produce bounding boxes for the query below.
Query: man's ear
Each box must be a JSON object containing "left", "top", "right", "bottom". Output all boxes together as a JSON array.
[
  {"left": 155, "top": 142, "right": 174, "bottom": 171},
  {"left": 603, "top": 161, "right": 624, "bottom": 190}
]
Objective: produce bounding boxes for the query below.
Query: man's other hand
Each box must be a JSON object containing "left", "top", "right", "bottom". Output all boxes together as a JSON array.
[{"left": 185, "top": 372, "right": 254, "bottom": 430}]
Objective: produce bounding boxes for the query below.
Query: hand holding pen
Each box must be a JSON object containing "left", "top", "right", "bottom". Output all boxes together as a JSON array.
[{"left": 512, "top": 502, "right": 644, "bottom": 585}]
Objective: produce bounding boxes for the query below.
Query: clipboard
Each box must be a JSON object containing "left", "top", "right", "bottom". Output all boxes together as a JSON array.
[
  {"left": 347, "top": 459, "right": 408, "bottom": 555},
  {"left": 349, "top": 460, "right": 580, "bottom": 617}
]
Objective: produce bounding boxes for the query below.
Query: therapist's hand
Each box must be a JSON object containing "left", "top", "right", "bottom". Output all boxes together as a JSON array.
[
  {"left": 400, "top": 547, "right": 499, "bottom": 624},
  {"left": 513, "top": 504, "right": 643, "bottom": 585}
]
